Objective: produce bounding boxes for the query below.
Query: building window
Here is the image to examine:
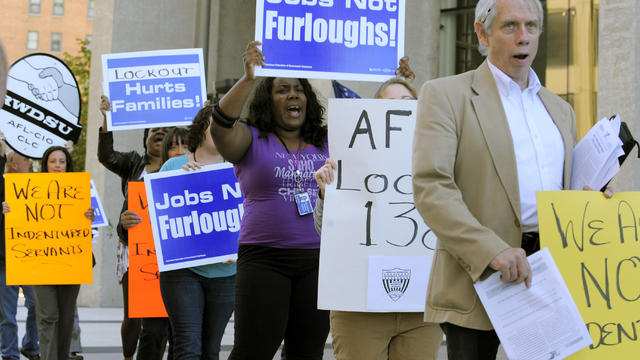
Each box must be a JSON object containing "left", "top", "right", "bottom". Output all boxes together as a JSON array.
[
  {"left": 26, "top": 31, "right": 39, "bottom": 51},
  {"left": 88, "top": 0, "right": 95, "bottom": 18},
  {"left": 52, "top": 0, "right": 64, "bottom": 16},
  {"left": 29, "top": 0, "right": 41, "bottom": 14},
  {"left": 51, "top": 32, "right": 63, "bottom": 52}
]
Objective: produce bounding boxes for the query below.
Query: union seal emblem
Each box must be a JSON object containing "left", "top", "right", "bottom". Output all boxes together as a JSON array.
[{"left": 382, "top": 268, "right": 411, "bottom": 301}]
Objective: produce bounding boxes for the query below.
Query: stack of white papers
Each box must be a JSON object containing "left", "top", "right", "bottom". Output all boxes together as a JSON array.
[
  {"left": 570, "top": 115, "right": 625, "bottom": 190},
  {"left": 474, "top": 249, "right": 592, "bottom": 360}
]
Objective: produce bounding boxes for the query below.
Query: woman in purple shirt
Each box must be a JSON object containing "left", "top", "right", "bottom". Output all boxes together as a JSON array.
[{"left": 210, "top": 41, "right": 329, "bottom": 359}]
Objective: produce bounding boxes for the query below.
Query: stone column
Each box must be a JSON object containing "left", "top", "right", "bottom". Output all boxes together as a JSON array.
[{"left": 598, "top": 0, "right": 640, "bottom": 191}]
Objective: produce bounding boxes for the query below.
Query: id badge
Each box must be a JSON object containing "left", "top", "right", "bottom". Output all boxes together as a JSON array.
[{"left": 294, "top": 192, "right": 313, "bottom": 216}]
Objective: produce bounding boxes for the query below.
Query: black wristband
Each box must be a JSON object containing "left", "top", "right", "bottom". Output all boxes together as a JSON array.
[{"left": 212, "top": 103, "right": 238, "bottom": 128}]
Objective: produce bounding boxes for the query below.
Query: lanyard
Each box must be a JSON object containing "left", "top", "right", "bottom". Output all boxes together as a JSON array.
[{"left": 274, "top": 133, "right": 304, "bottom": 190}]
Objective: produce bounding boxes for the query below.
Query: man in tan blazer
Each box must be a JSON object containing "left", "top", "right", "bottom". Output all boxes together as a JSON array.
[{"left": 412, "top": 0, "right": 576, "bottom": 358}]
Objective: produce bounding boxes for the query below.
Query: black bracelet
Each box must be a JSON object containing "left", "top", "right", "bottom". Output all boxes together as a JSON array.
[{"left": 212, "top": 103, "right": 238, "bottom": 128}]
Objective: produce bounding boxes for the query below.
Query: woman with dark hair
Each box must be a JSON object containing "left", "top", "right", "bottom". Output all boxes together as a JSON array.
[
  {"left": 97, "top": 95, "right": 171, "bottom": 360},
  {"left": 157, "top": 106, "right": 235, "bottom": 360},
  {"left": 3, "top": 146, "right": 94, "bottom": 360},
  {"left": 161, "top": 127, "right": 189, "bottom": 165},
  {"left": 209, "top": 41, "right": 329, "bottom": 360}
]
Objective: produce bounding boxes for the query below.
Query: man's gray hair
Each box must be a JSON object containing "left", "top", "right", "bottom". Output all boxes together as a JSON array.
[{"left": 475, "top": 0, "right": 544, "bottom": 56}]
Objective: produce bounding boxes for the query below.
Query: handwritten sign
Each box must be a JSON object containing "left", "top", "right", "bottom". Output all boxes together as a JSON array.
[
  {"left": 144, "top": 163, "right": 242, "bottom": 272},
  {"left": 90, "top": 180, "right": 108, "bottom": 228},
  {"left": 318, "top": 99, "right": 435, "bottom": 312},
  {"left": 4, "top": 172, "right": 92, "bottom": 285},
  {"left": 102, "top": 49, "right": 207, "bottom": 131},
  {"left": 1, "top": 54, "right": 82, "bottom": 158},
  {"left": 254, "top": 0, "right": 405, "bottom": 81},
  {"left": 538, "top": 191, "right": 640, "bottom": 359},
  {"left": 127, "top": 182, "right": 167, "bottom": 318}
]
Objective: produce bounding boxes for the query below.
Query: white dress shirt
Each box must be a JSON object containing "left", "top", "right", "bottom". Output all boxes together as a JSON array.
[{"left": 487, "top": 61, "right": 565, "bottom": 232}]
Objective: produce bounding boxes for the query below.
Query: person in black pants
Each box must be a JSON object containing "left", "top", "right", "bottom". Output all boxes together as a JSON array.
[
  {"left": 211, "top": 41, "right": 330, "bottom": 359},
  {"left": 97, "top": 96, "right": 171, "bottom": 360}
]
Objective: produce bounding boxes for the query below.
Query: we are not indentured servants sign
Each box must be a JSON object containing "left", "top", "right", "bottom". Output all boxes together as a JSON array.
[
  {"left": 255, "top": 0, "right": 405, "bottom": 81},
  {"left": 4, "top": 173, "right": 92, "bottom": 285},
  {"left": 101, "top": 48, "right": 207, "bottom": 131}
]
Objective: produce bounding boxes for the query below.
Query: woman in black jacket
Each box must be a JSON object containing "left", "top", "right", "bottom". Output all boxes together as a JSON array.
[{"left": 97, "top": 95, "right": 171, "bottom": 360}]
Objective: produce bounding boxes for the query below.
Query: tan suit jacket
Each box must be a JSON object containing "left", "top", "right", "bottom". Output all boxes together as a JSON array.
[{"left": 412, "top": 61, "right": 576, "bottom": 330}]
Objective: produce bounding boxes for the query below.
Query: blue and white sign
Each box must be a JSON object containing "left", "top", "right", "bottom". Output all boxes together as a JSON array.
[
  {"left": 255, "top": 0, "right": 405, "bottom": 82},
  {"left": 101, "top": 49, "right": 207, "bottom": 131},
  {"left": 144, "top": 163, "right": 243, "bottom": 271},
  {"left": 90, "top": 180, "right": 108, "bottom": 228}
]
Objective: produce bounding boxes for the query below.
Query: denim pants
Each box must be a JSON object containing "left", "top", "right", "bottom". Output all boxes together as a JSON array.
[
  {"left": 159, "top": 268, "right": 235, "bottom": 360},
  {"left": 0, "top": 261, "right": 39, "bottom": 359},
  {"left": 136, "top": 317, "right": 170, "bottom": 360}
]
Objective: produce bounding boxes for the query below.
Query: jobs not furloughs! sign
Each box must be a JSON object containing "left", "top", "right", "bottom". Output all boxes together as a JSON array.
[
  {"left": 102, "top": 48, "right": 207, "bottom": 131},
  {"left": 255, "top": 0, "right": 405, "bottom": 82},
  {"left": 0, "top": 53, "right": 82, "bottom": 159},
  {"left": 144, "top": 163, "right": 242, "bottom": 272}
]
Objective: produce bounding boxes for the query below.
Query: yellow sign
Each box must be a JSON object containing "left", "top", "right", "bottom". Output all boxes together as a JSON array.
[
  {"left": 4, "top": 172, "right": 93, "bottom": 285},
  {"left": 538, "top": 191, "right": 640, "bottom": 359}
]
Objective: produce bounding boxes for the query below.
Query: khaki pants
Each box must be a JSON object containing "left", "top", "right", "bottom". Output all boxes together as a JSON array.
[{"left": 330, "top": 311, "right": 442, "bottom": 360}]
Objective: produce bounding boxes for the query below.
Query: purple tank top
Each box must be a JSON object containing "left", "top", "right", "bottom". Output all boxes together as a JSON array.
[{"left": 234, "top": 124, "right": 328, "bottom": 249}]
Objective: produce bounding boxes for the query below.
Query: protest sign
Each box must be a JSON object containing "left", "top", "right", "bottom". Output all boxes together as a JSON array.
[
  {"left": 4, "top": 172, "right": 92, "bottom": 285},
  {"left": 127, "top": 181, "right": 167, "bottom": 318},
  {"left": 102, "top": 49, "right": 207, "bottom": 130},
  {"left": 254, "top": 0, "right": 405, "bottom": 81},
  {"left": 318, "top": 99, "right": 435, "bottom": 312},
  {"left": 90, "top": 180, "right": 108, "bottom": 228},
  {"left": 0, "top": 54, "right": 82, "bottom": 159},
  {"left": 538, "top": 191, "right": 640, "bottom": 359},
  {"left": 144, "top": 163, "right": 242, "bottom": 271}
]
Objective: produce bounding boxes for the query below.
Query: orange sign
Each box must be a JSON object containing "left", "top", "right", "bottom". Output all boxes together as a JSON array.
[
  {"left": 128, "top": 181, "right": 167, "bottom": 318},
  {"left": 4, "top": 172, "right": 92, "bottom": 285}
]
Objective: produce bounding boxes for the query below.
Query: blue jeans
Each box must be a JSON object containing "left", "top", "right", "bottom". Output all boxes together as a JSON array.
[
  {"left": 0, "top": 260, "right": 39, "bottom": 359},
  {"left": 159, "top": 269, "right": 235, "bottom": 360}
]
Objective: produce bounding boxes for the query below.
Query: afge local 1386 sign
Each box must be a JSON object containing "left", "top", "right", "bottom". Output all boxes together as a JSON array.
[{"left": 0, "top": 53, "right": 82, "bottom": 159}]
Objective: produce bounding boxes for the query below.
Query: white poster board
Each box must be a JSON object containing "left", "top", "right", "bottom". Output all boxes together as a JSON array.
[
  {"left": 318, "top": 99, "right": 435, "bottom": 312},
  {"left": 101, "top": 48, "right": 207, "bottom": 130}
]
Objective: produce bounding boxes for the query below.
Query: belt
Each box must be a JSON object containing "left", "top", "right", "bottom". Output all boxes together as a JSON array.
[{"left": 521, "top": 232, "right": 540, "bottom": 256}]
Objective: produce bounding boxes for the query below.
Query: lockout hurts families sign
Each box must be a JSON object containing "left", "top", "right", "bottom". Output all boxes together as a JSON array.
[
  {"left": 318, "top": 99, "right": 434, "bottom": 312},
  {"left": 255, "top": 0, "right": 405, "bottom": 81},
  {"left": 538, "top": 191, "right": 640, "bottom": 359},
  {"left": 4, "top": 172, "right": 92, "bottom": 285},
  {"left": 102, "top": 49, "right": 207, "bottom": 131},
  {"left": 128, "top": 181, "right": 167, "bottom": 318},
  {"left": 144, "top": 163, "right": 242, "bottom": 272}
]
